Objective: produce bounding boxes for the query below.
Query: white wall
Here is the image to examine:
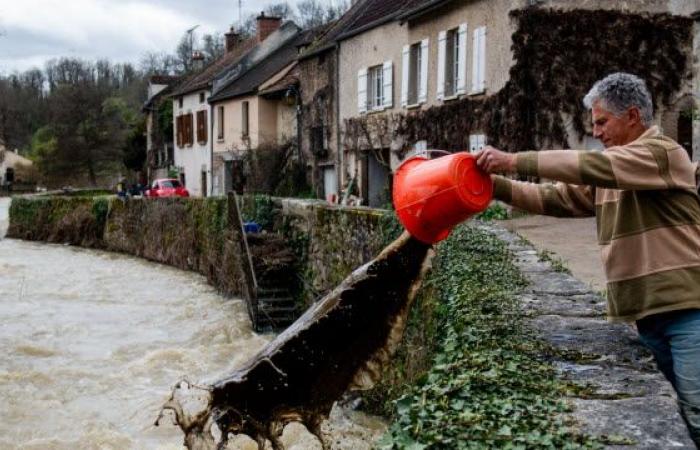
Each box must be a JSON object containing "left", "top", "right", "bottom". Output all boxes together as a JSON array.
[{"left": 173, "top": 90, "right": 212, "bottom": 197}]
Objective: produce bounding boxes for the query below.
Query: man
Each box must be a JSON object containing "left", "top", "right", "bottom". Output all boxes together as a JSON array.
[{"left": 476, "top": 72, "right": 700, "bottom": 446}]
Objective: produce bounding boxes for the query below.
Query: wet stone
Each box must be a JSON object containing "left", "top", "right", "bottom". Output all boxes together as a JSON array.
[{"left": 518, "top": 292, "right": 606, "bottom": 317}]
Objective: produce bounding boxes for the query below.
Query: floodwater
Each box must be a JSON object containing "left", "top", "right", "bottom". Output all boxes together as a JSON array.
[{"left": 0, "top": 198, "right": 386, "bottom": 449}]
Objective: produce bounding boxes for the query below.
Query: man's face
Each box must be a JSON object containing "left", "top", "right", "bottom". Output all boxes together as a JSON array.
[{"left": 591, "top": 101, "right": 639, "bottom": 148}]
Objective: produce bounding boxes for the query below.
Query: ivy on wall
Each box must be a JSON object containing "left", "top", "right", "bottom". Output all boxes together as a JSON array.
[{"left": 345, "top": 8, "right": 692, "bottom": 156}]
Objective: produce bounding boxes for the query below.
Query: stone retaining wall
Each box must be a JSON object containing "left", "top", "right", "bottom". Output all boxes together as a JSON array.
[
  {"left": 6, "top": 195, "right": 395, "bottom": 305},
  {"left": 481, "top": 222, "right": 695, "bottom": 449}
]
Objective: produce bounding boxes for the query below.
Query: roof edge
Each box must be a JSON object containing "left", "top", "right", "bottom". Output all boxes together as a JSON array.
[
  {"left": 336, "top": 12, "right": 403, "bottom": 42},
  {"left": 397, "top": 0, "right": 454, "bottom": 23}
]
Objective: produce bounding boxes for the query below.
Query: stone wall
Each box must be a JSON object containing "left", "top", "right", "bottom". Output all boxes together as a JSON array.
[{"left": 6, "top": 195, "right": 395, "bottom": 305}]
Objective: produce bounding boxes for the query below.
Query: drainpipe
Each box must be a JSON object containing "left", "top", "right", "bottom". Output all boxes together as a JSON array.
[
  {"left": 334, "top": 42, "right": 342, "bottom": 200},
  {"left": 209, "top": 93, "right": 214, "bottom": 196}
]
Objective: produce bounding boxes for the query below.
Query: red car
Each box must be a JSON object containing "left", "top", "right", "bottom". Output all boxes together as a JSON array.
[{"left": 146, "top": 179, "right": 190, "bottom": 198}]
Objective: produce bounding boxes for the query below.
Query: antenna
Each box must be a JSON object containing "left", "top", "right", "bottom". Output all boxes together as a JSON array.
[{"left": 186, "top": 25, "right": 200, "bottom": 60}]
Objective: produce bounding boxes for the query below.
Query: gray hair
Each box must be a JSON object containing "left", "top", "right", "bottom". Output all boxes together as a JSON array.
[{"left": 583, "top": 73, "right": 654, "bottom": 127}]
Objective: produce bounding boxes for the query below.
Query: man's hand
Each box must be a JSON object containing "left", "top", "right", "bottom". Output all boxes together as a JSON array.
[{"left": 475, "top": 146, "right": 516, "bottom": 174}]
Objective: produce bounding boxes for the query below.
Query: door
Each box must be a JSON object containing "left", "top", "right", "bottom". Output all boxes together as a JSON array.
[
  {"left": 201, "top": 170, "right": 208, "bottom": 197},
  {"left": 367, "top": 150, "right": 391, "bottom": 208}
]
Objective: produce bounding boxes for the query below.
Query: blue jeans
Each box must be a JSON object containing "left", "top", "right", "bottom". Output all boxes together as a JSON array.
[{"left": 637, "top": 309, "right": 700, "bottom": 448}]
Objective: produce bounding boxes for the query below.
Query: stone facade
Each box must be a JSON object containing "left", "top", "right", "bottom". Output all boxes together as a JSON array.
[{"left": 335, "top": 0, "right": 698, "bottom": 203}]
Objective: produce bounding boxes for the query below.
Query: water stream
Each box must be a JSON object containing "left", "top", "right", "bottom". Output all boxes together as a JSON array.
[{"left": 0, "top": 198, "right": 386, "bottom": 449}]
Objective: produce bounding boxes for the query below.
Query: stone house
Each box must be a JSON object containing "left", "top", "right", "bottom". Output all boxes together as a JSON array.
[
  {"left": 142, "top": 75, "right": 180, "bottom": 181},
  {"left": 329, "top": 0, "right": 700, "bottom": 207},
  {"left": 207, "top": 20, "right": 312, "bottom": 196},
  {"left": 0, "top": 144, "right": 33, "bottom": 189}
]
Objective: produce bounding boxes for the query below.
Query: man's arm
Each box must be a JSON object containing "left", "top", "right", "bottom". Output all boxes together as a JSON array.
[
  {"left": 478, "top": 139, "right": 696, "bottom": 191},
  {"left": 493, "top": 176, "right": 595, "bottom": 217}
]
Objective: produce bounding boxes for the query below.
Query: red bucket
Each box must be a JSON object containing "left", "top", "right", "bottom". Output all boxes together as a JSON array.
[{"left": 393, "top": 152, "right": 493, "bottom": 244}]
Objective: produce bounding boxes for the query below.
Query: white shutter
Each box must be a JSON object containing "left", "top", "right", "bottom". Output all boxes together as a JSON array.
[
  {"left": 478, "top": 134, "right": 487, "bottom": 151},
  {"left": 401, "top": 45, "right": 410, "bottom": 107},
  {"left": 437, "top": 31, "right": 446, "bottom": 100},
  {"left": 478, "top": 26, "right": 486, "bottom": 92},
  {"left": 382, "top": 60, "right": 393, "bottom": 109},
  {"left": 419, "top": 39, "right": 429, "bottom": 104},
  {"left": 471, "top": 28, "right": 480, "bottom": 93},
  {"left": 457, "top": 23, "right": 467, "bottom": 95},
  {"left": 358, "top": 68, "right": 368, "bottom": 114}
]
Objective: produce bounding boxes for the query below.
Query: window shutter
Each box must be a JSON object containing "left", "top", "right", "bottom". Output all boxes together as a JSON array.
[
  {"left": 188, "top": 113, "right": 194, "bottom": 145},
  {"left": 175, "top": 115, "right": 181, "bottom": 147},
  {"left": 419, "top": 39, "right": 429, "bottom": 104},
  {"left": 202, "top": 110, "right": 208, "bottom": 143},
  {"left": 478, "top": 26, "right": 486, "bottom": 92},
  {"left": 401, "top": 45, "right": 410, "bottom": 107},
  {"left": 437, "top": 31, "right": 447, "bottom": 100},
  {"left": 358, "top": 68, "right": 368, "bottom": 114},
  {"left": 457, "top": 23, "right": 467, "bottom": 95},
  {"left": 382, "top": 60, "right": 393, "bottom": 109}
]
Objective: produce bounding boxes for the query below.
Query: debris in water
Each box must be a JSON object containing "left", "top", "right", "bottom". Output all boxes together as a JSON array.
[{"left": 158, "top": 232, "right": 433, "bottom": 449}]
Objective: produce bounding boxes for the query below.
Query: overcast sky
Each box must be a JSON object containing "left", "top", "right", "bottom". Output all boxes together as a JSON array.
[{"left": 0, "top": 0, "right": 339, "bottom": 75}]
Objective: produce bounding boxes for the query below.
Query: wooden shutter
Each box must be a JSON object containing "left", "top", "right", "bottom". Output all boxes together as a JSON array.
[
  {"left": 401, "top": 45, "right": 410, "bottom": 107},
  {"left": 437, "top": 31, "right": 447, "bottom": 100},
  {"left": 472, "top": 26, "right": 485, "bottom": 93},
  {"left": 201, "top": 110, "right": 208, "bottom": 143},
  {"left": 175, "top": 115, "right": 182, "bottom": 147},
  {"left": 457, "top": 23, "right": 467, "bottom": 95},
  {"left": 358, "top": 68, "right": 368, "bottom": 114},
  {"left": 187, "top": 113, "right": 194, "bottom": 146},
  {"left": 478, "top": 26, "right": 486, "bottom": 92},
  {"left": 382, "top": 60, "right": 393, "bottom": 109},
  {"left": 419, "top": 39, "right": 429, "bottom": 104}
]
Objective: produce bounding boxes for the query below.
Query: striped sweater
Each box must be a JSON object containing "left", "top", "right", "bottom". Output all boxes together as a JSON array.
[{"left": 493, "top": 126, "right": 700, "bottom": 322}]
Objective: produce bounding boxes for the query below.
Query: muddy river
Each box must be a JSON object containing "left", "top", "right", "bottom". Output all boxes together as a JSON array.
[{"left": 0, "top": 198, "right": 385, "bottom": 449}]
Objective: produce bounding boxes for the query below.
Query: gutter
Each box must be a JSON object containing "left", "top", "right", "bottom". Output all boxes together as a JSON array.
[{"left": 397, "top": 0, "right": 454, "bottom": 24}]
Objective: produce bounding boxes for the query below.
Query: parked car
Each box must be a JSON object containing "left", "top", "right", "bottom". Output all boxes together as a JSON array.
[{"left": 145, "top": 179, "right": 189, "bottom": 198}]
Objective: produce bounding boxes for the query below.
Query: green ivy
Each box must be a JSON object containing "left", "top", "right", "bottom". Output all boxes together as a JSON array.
[{"left": 378, "top": 225, "right": 602, "bottom": 449}]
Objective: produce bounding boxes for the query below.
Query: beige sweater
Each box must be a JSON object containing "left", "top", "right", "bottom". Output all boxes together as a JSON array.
[{"left": 493, "top": 126, "right": 700, "bottom": 322}]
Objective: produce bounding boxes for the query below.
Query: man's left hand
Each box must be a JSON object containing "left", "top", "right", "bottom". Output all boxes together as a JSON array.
[{"left": 475, "top": 146, "right": 516, "bottom": 174}]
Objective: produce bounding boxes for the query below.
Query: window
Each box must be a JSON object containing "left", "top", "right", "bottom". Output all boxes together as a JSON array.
[
  {"left": 196, "top": 110, "right": 208, "bottom": 144},
  {"left": 179, "top": 113, "right": 193, "bottom": 146},
  {"left": 469, "top": 134, "right": 487, "bottom": 153},
  {"left": 358, "top": 62, "right": 392, "bottom": 114},
  {"left": 217, "top": 106, "right": 225, "bottom": 140},
  {"left": 242, "top": 101, "right": 249, "bottom": 137},
  {"left": 311, "top": 125, "right": 327, "bottom": 156},
  {"left": 178, "top": 97, "right": 183, "bottom": 109},
  {"left": 199, "top": 92, "right": 205, "bottom": 103},
  {"left": 402, "top": 40, "right": 428, "bottom": 107},
  {"left": 438, "top": 24, "right": 467, "bottom": 100},
  {"left": 368, "top": 65, "right": 383, "bottom": 110}
]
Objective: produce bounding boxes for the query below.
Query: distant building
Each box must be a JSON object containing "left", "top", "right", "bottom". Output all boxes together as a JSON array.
[
  {"left": 0, "top": 145, "right": 34, "bottom": 189},
  {"left": 143, "top": 75, "right": 181, "bottom": 181}
]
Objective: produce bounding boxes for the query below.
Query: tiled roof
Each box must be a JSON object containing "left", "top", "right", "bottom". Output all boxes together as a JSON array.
[
  {"left": 258, "top": 65, "right": 300, "bottom": 96},
  {"left": 148, "top": 75, "right": 180, "bottom": 85},
  {"left": 299, "top": 0, "right": 436, "bottom": 58},
  {"left": 171, "top": 37, "right": 257, "bottom": 97},
  {"left": 208, "top": 32, "right": 308, "bottom": 102}
]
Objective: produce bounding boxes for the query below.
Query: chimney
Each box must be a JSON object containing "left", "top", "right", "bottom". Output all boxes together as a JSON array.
[
  {"left": 256, "top": 12, "right": 282, "bottom": 43},
  {"left": 225, "top": 26, "right": 241, "bottom": 53}
]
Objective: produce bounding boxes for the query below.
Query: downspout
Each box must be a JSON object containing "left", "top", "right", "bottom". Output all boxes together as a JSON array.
[
  {"left": 209, "top": 93, "right": 214, "bottom": 196},
  {"left": 334, "top": 42, "right": 342, "bottom": 200}
]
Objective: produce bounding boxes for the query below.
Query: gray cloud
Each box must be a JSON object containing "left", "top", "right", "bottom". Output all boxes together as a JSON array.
[{"left": 0, "top": 0, "right": 339, "bottom": 74}]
